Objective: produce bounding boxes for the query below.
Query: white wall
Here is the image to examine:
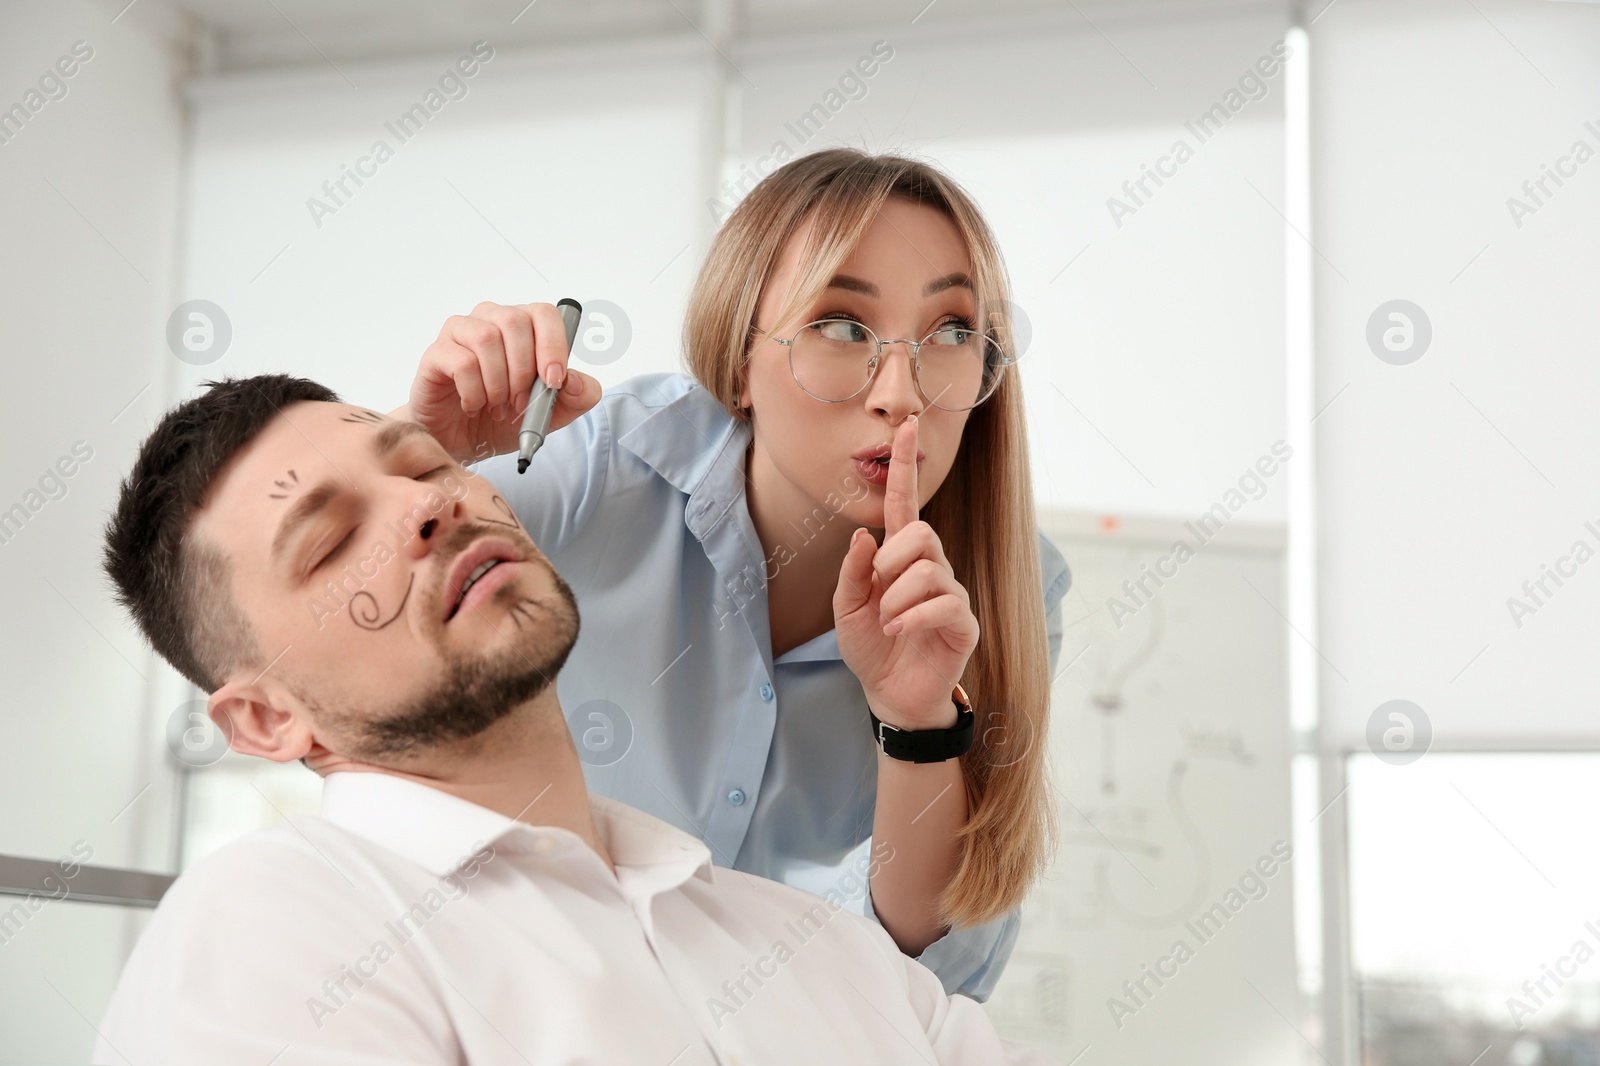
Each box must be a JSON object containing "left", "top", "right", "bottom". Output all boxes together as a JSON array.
[
  {"left": 0, "top": 1, "right": 187, "bottom": 1060},
  {"left": 1312, "top": 0, "right": 1600, "bottom": 746},
  {"left": 178, "top": 38, "right": 719, "bottom": 409}
]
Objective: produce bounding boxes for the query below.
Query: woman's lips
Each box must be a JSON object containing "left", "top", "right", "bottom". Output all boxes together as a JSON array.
[{"left": 854, "top": 455, "right": 922, "bottom": 487}]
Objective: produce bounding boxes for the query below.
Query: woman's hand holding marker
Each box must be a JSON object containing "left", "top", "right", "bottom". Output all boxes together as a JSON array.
[
  {"left": 834, "top": 414, "right": 980, "bottom": 732},
  {"left": 405, "top": 301, "right": 602, "bottom": 464}
]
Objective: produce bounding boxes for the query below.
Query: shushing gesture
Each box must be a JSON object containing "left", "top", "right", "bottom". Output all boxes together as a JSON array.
[{"left": 834, "top": 415, "right": 980, "bottom": 732}]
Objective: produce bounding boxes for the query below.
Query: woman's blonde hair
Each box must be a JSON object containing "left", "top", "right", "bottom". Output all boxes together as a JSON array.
[{"left": 683, "top": 147, "right": 1057, "bottom": 928}]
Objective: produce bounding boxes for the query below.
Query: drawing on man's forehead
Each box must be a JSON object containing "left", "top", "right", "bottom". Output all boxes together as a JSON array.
[
  {"left": 341, "top": 409, "right": 387, "bottom": 426},
  {"left": 269, "top": 469, "right": 299, "bottom": 499}
]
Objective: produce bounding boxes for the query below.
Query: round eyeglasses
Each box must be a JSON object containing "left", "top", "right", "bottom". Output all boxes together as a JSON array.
[{"left": 755, "top": 317, "right": 1014, "bottom": 412}]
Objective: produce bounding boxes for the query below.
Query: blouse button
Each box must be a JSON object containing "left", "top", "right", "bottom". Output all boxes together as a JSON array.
[
  {"left": 759, "top": 683, "right": 774, "bottom": 702},
  {"left": 727, "top": 788, "right": 746, "bottom": 806}
]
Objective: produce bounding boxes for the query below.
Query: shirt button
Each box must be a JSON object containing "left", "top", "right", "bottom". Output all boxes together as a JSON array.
[
  {"left": 727, "top": 788, "right": 746, "bottom": 806},
  {"left": 533, "top": 836, "right": 559, "bottom": 854},
  {"left": 759, "top": 683, "right": 774, "bottom": 702}
]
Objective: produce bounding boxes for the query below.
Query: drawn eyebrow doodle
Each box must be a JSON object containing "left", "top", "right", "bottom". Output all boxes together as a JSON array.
[
  {"left": 476, "top": 494, "right": 521, "bottom": 530},
  {"left": 350, "top": 573, "right": 413, "bottom": 631},
  {"left": 269, "top": 469, "right": 299, "bottom": 500},
  {"left": 340, "top": 409, "right": 387, "bottom": 425}
]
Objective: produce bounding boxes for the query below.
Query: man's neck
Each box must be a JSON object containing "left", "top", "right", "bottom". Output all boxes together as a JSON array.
[{"left": 361, "top": 694, "right": 613, "bottom": 876}]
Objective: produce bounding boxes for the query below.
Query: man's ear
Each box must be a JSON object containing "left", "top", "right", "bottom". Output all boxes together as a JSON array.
[{"left": 209, "top": 680, "right": 314, "bottom": 763}]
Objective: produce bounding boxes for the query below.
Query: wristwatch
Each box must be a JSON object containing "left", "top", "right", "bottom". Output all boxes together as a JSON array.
[{"left": 868, "top": 684, "right": 975, "bottom": 763}]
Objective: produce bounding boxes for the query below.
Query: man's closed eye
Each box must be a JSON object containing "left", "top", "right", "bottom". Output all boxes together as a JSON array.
[{"left": 311, "top": 465, "right": 453, "bottom": 572}]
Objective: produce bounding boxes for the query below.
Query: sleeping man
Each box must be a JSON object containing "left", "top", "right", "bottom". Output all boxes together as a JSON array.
[{"left": 94, "top": 372, "right": 1056, "bottom": 1065}]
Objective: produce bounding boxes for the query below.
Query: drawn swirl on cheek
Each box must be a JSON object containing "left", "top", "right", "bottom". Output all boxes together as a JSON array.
[
  {"left": 350, "top": 573, "right": 413, "bottom": 631},
  {"left": 476, "top": 494, "right": 521, "bottom": 530}
]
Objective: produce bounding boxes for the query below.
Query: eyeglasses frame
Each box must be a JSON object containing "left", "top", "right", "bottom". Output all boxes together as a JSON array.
[{"left": 750, "top": 317, "right": 1017, "bottom": 412}]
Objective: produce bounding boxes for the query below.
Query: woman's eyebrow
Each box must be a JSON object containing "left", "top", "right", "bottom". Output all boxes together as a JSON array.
[{"left": 825, "top": 272, "right": 974, "bottom": 298}]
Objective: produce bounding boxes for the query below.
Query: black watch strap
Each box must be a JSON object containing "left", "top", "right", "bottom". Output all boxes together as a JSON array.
[{"left": 869, "top": 685, "right": 975, "bottom": 763}]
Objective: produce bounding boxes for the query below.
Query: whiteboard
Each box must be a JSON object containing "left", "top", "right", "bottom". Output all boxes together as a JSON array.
[{"left": 985, "top": 512, "right": 1303, "bottom": 1065}]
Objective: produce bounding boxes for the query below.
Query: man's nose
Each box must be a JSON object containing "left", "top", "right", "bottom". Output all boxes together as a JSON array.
[{"left": 396, "top": 476, "right": 466, "bottom": 565}]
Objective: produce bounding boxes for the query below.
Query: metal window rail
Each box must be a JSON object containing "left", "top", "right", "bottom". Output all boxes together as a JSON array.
[{"left": 0, "top": 854, "right": 173, "bottom": 909}]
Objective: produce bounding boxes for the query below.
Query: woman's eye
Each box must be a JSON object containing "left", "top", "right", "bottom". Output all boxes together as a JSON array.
[
  {"left": 927, "top": 317, "right": 978, "bottom": 345},
  {"left": 811, "top": 317, "right": 869, "bottom": 344}
]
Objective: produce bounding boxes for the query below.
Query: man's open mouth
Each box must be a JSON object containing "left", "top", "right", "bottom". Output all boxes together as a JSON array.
[
  {"left": 443, "top": 538, "right": 523, "bottom": 623},
  {"left": 449, "top": 559, "right": 503, "bottom": 620}
]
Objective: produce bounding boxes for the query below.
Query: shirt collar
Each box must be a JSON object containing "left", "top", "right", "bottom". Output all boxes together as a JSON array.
[
  {"left": 615, "top": 379, "right": 750, "bottom": 504},
  {"left": 319, "top": 772, "right": 716, "bottom": 892}
]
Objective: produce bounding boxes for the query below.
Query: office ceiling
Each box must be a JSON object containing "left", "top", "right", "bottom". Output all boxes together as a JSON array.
[{"left": 119, "top": 0, "right": 1279, "bottom": 74}]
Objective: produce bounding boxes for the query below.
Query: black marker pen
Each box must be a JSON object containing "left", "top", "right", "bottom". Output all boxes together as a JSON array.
[{"left": 517, "top": 298, "right": 582, "bottom": 474}]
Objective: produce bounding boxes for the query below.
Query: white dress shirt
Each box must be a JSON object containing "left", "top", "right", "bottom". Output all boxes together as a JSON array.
[{"left": 93, "top": 771, "right": 1058, "bottom": 1065}]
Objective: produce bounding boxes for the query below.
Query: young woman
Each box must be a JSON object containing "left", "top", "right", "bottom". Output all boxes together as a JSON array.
[{"left": 378, "top": 149, "right": 1070, "bottom": 999}]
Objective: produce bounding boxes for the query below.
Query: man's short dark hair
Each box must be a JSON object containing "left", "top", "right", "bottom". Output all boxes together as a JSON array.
[{"left": 102, "top": 374, "right": 342, "bottom": 693}]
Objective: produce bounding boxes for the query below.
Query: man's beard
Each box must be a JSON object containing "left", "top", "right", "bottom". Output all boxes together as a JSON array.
[{"left": 307, "top": 553, "right": 581, "bottom": 761}]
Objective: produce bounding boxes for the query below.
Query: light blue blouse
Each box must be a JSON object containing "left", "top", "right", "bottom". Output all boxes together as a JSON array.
[{"left": 470, "top": 371, "right": 1072, "bottom": 1000}]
